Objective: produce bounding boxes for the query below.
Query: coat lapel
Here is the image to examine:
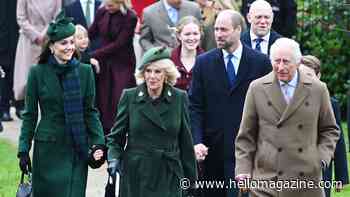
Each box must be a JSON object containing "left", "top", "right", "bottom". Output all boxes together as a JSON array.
[
  {"left": 213, "top": 49, "right": 231, "bottom": 91},
  {"left": 136, "top": 84, "right": 173, "bottom": 131},
  {"left": 158, "top": 2, "right": 175, "bottom": 26},
  {"left": 278, "top": 71, "right": 311, "bottom": 125},
  {"left": 262, "top": 72, "right": 287, "bottom": 117},
  {"left": 230, "top": 46, "right": 250, "bottom": 92},
  {"left": 43, "top": 65, "right": 63, "bottom": 104},
  {"left": 158, "top": 86, "right": 173, "bottom": 116},
  {"left": 75, "top": 1, "right": 88, "bottom": 28}
]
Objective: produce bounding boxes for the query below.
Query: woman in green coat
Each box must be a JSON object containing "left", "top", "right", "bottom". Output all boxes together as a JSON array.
[
  {"left": 107, "top": 46, "right": 198, "bottom": 197},
  {"left": 17, "top": 12, "right": 105, "bottom": 197}
]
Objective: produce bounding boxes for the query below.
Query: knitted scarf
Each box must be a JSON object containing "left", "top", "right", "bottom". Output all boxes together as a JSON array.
[{"left": 48, "top": 55, "right": 88, "bottom": 160}]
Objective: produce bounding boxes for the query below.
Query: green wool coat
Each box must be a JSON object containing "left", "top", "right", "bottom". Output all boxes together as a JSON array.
[
  {"left": 18, "top": 63, "right": 105, "bottom": 197},
  {"left": 107, "top": 84, "right": 197, "bottom": 197}
]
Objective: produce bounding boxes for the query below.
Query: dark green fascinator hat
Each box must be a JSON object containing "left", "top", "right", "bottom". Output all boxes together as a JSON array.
[
  {"left": 138, "top": 46, "right": 171, "bottom": 70},
  {"left": 47, "top": 11, "right": 76, "bottom": 42}
]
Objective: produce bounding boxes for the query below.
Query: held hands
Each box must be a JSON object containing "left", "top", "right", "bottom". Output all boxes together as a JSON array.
[
  {"left": 194, "top": 143, "right": 208, "bottom": 161},
  {"left": 91, "top": 145, "right": 105, "bottom": 161},
  {"left": 90, "top": 58, "right": 100, "bottom": 74},
  {"left": 18, "top": 152, "right": 31, "bottom": 174},
  {"left": 107, "top": 159, "right": 120, "bottom": 176},
  {"left": 88, "top": 145, "right": 106, "bottom": 169}
]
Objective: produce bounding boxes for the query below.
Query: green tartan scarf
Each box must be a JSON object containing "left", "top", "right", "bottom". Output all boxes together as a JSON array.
[{"left": 49, "top": 55, "right": 88, "bottom": 160}]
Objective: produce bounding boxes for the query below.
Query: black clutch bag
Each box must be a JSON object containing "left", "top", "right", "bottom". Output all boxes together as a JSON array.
[{"left": 16, "top": 172, "right": 32, "bottom": 197}]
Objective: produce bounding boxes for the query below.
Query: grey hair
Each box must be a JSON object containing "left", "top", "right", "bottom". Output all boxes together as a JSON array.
[
  {"left": 134, "top": 59, "right": 180, "bottom": 86},
  {"left": 270, "top": 38, "right": 302, "bottom": 65}
]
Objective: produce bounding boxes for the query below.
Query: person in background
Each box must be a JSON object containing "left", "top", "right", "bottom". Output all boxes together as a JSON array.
[
  {"left": 107, "top": 46, "right": 197, "bottom": 197},
  {"left": 241, "top": 0, "right": 297, "bottom": 38},
  {"left": 17, "top": 12, "right": 105, "bottom": 197},
  {"left": 301, "top": 55, "right": 349, "bottom": 197},
  {"left": 0, "top": 66, "right": 4, "bottom": 132},
  {"left": 235, "top": 38, "right": 339, "bottom": 197},
  {"left": 0, "top": 0, "right": 19, "bottom": 122},
  {"left": 240, "top": 0, "right": 281, "bottom": 55},
  {"left": 13, "top": 0, "right": 61, "bottom": 118},
  {"left": 65, "top": 0, "right": 102, "bottom": 51},
  {"left": 189, "top": 10, "right": 271, "bottom": 197},
  {"left": 199, "top": 0, "right": 244, "bottom": 51},
  {"left": 130, "top": 0, "right": 156, "bottom": 20},
  {"left": 74, "top": 24, "right": 100, "bottom": 74},
  {"left": 89, "top": 0, "right": 137, "bottom": 134},
  {"left": 171, "top": 16, "right": 204, "bottom": 91},
  {"left": 65, "top": 0, "right": 102, "bottom": 28},
  {"left": 139, "top": 0, "right": 201, "bottom": 53}
]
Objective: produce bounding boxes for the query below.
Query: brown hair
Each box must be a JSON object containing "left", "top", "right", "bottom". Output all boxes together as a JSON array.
[{"left": 38, "top": 40, "right": 80, "bottom": 64}]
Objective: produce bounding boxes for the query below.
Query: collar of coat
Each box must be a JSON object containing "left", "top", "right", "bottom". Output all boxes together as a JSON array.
[
  {"left": 135, "top": 83, "right": 173, "bottom": 103},
  {"left": 261, "top": 68, "right": 317, "bottom": 125},
  {"left": 261, "top": 68, "right": 313, "bottom": 86}
]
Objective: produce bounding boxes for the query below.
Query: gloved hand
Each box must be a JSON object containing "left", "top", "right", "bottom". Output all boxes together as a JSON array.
[
  {"left": 18, "top": 152, "right": 31, "bottom": 174},
  {"left": 107, "top": 159, "right": 120, "bottom": 176},
  {"left": 88, "top": 144, "right": 106, "bottom": 169}
]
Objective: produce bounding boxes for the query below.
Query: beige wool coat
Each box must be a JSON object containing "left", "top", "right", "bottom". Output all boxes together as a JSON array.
[
  {"left": 13, "top": 0, "right": 61, "bottom": 100},
  {"left": 235, "top": 70, "right": 340, "bottom": 197}
]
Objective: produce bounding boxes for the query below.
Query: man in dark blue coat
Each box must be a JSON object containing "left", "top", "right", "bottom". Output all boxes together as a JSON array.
[
  {"left": 189, "top": 10, "right": 271, "bottom": 197},
  {"left": 64, "top": 0, "right": 101, "bottom": 50},
  {"left": 241, "top": 0, "right": 297, "bottom": 38},
  {"left": 240, "top": 0, "right": 282, "bottom": 55},
  {"left": 0, "top": 0, "right": 19, "bottom": 122}
]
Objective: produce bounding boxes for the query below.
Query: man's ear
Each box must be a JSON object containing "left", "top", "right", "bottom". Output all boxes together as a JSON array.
[{"left": 247, "top": 12, "right": 252, "bottom": 24}]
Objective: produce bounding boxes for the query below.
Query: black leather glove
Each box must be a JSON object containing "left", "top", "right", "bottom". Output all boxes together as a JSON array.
[
  {"left": 88, "top": 144, "right": 106, "bottom": 169},
  {"left": 18, "top": 152, "right": 31, "bottom": 174},
  {"left": 107, "top": 159, "right": 120, "bottom": 176}
]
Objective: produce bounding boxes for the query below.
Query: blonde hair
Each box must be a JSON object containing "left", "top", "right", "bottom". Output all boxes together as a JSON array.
[
  {"left": 74, "top": 24, "right": 88, "bottom": 37},
  {"left": 135, "top": 59, "right": 180, "bottom": 86},
  {"left": 176, "top": 16, "right": 203, "bottom": 39},
  {"left": 103, "top": 0, "right": 129, "bottom": 15}
]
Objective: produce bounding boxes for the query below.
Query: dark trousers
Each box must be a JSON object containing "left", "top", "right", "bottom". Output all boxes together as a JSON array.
[{"left": 0, "top": 58, "right": 14, "bottom": 113}]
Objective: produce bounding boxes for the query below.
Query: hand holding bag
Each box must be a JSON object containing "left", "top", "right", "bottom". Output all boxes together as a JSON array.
[{"left": 16, "top": 172, "right": 32, "bottom": 197}]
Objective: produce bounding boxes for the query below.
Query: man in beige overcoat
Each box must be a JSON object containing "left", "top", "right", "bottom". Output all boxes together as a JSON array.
[{"left": 235, "top": 38, "right": 340, "bottom": 197}]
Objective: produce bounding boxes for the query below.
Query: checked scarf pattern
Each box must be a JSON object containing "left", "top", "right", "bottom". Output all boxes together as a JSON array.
[{"left": 49, "top": 56, "right": 88, "bottom": 160}]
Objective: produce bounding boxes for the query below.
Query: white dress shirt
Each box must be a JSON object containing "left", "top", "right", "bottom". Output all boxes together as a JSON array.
[
  {"left": 222, "top": 43, "right": 243, "bottom": 75},
  {"left": 250, "top": 30, "right": 270, "bottom": 55},
  {"left": 279, "top": 71, "right": 299, "bottom": 104},
  {"left": 80, "top": 0, "right": 95, "bottom": 21}
]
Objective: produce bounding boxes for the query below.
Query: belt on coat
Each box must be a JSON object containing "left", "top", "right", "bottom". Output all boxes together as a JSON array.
[{"left": 126, "top": 144, "right": 184, "bottom": 190}]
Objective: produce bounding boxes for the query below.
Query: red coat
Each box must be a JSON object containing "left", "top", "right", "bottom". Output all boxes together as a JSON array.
[
  {"left": 131, "top": 0, "right": 156, "bottom": 18},
  {"left": 171, "top": 46, "right": 204, "bottom": 91},
  {"left": 89, "top": 8, "right": 137, "bottom": 133}
]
